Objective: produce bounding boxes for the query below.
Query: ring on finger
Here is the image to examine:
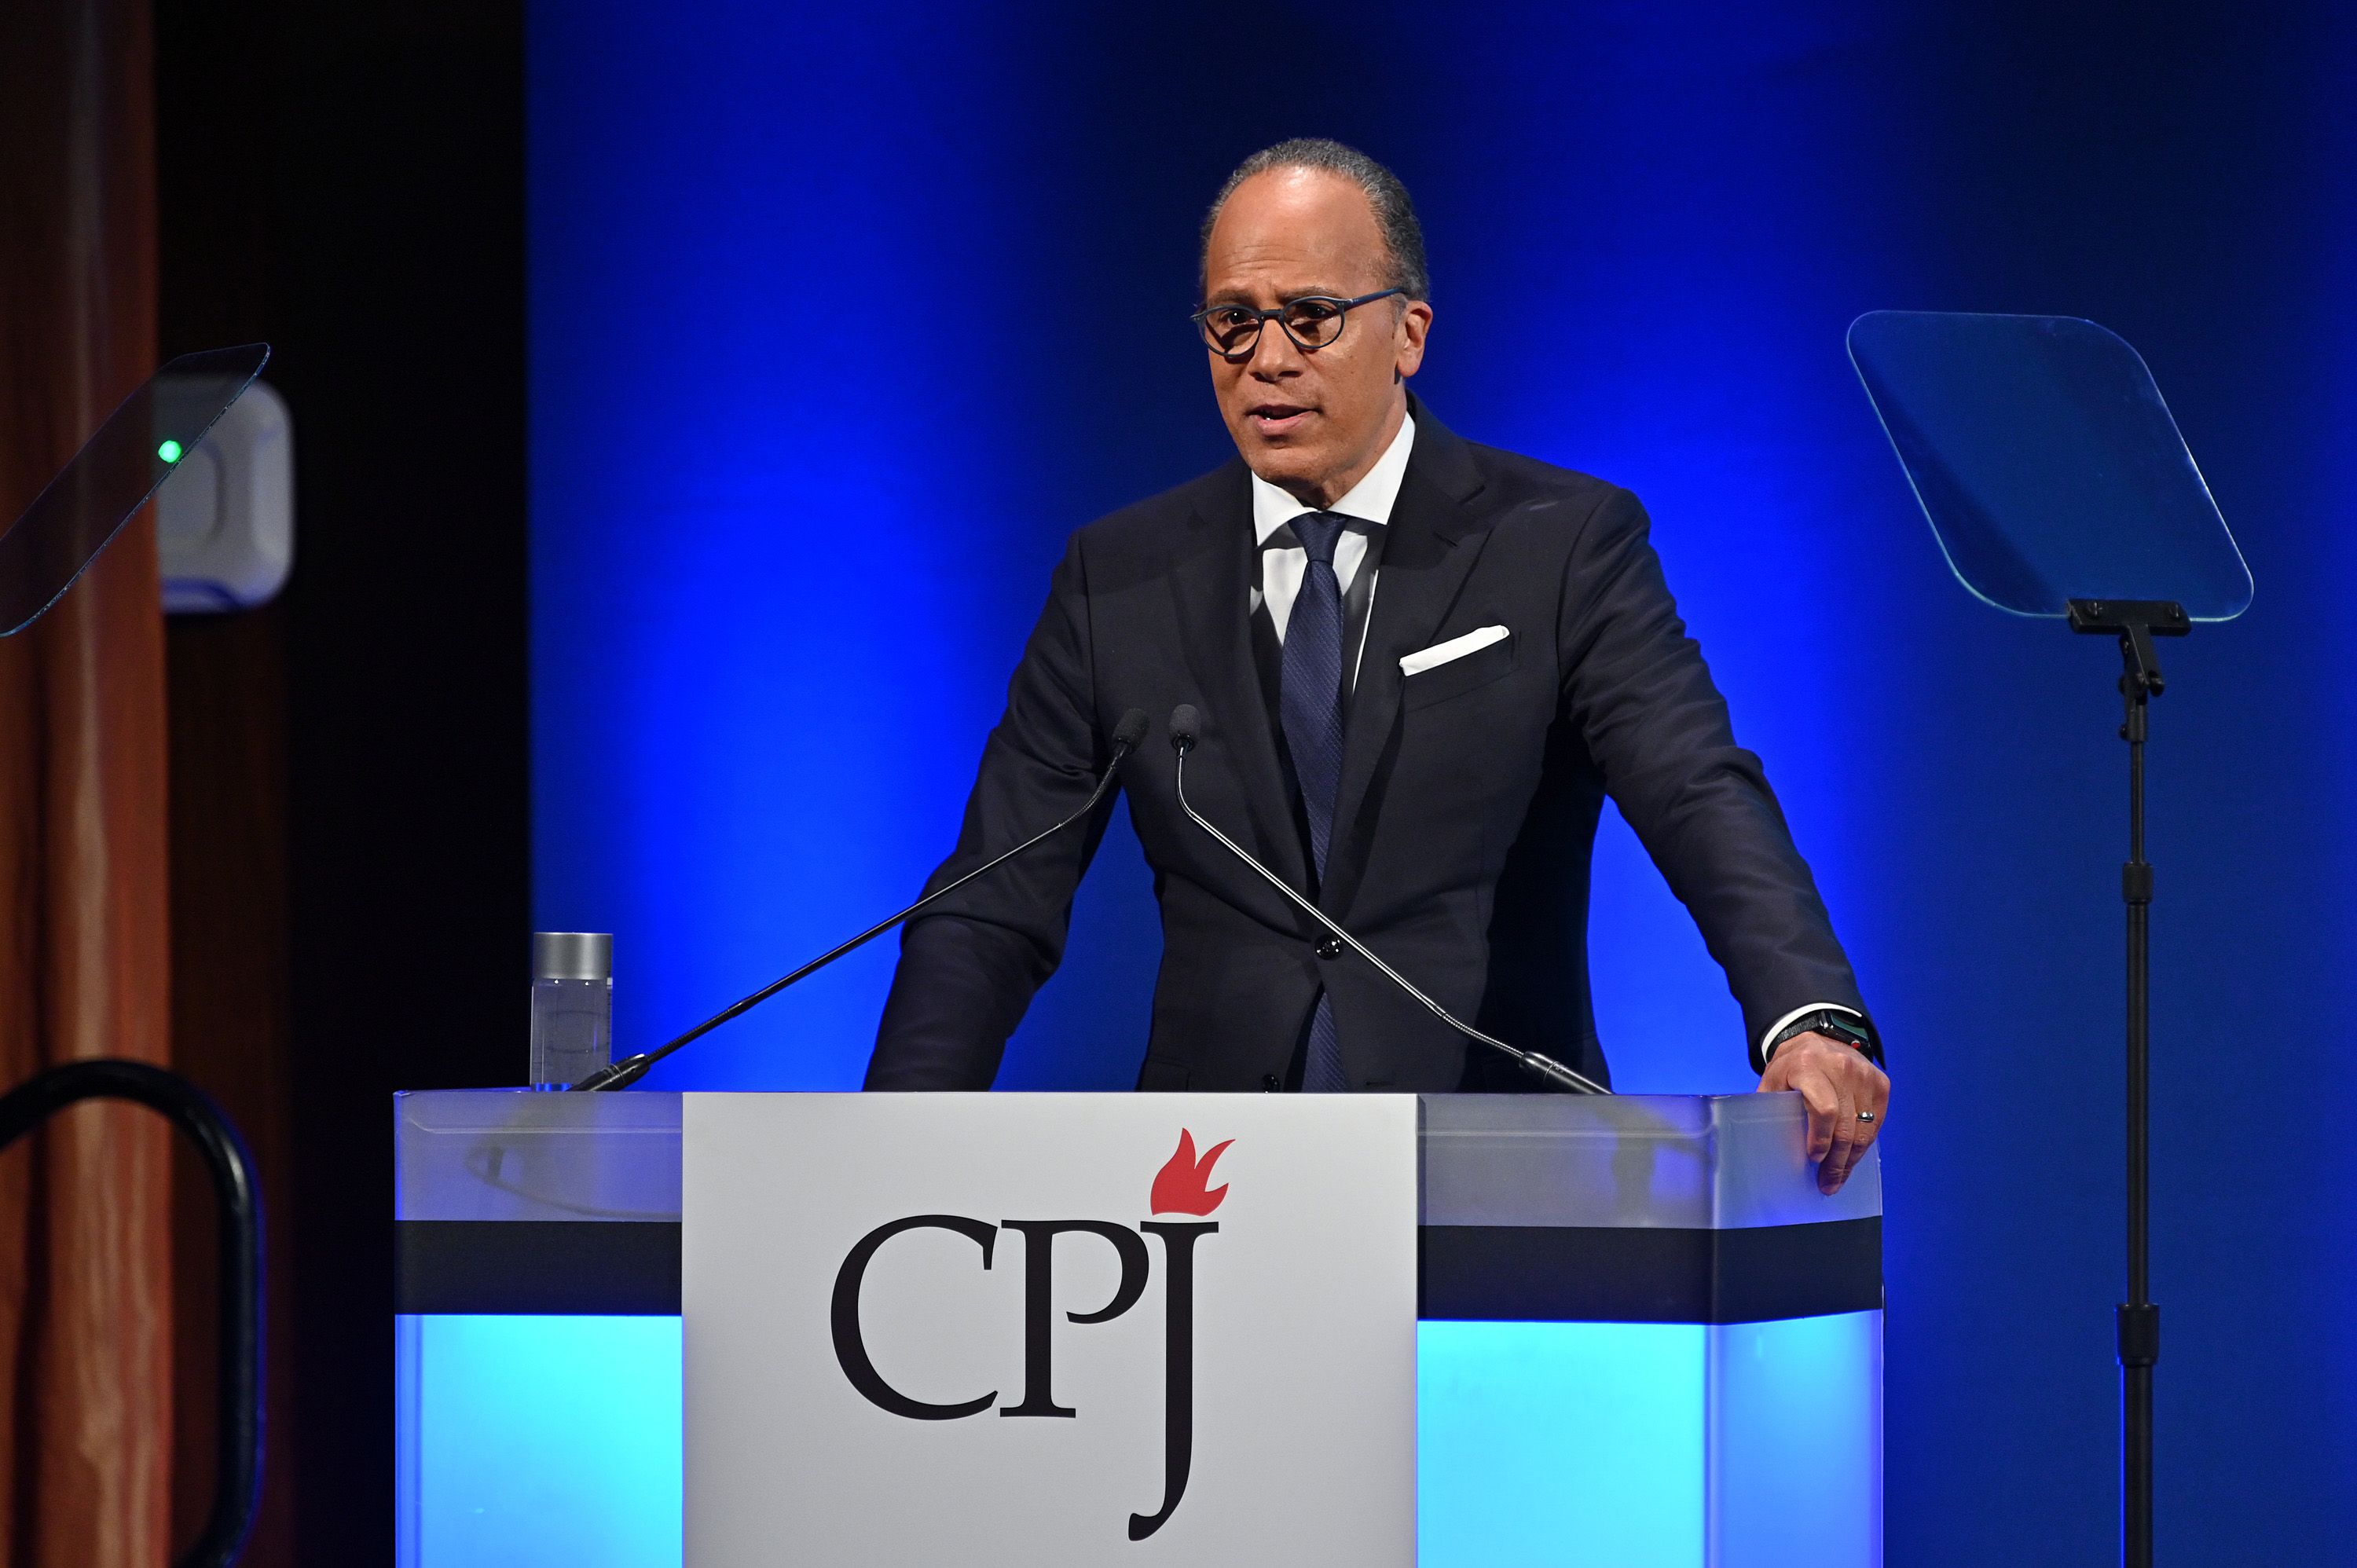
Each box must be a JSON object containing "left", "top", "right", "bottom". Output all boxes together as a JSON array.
[{"left": 1857, "top": 1110, "right": 1876, "bottom": 1123}]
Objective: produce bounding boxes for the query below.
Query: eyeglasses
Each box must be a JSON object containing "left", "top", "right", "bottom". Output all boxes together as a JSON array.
[{"left": 1190, "top": 288, "right": 1403, "bottom": 359}]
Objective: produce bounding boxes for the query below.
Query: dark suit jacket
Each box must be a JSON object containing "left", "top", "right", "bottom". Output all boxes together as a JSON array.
[{"left": 866, "top": 397, "right": 1867, "bottom": 1093}]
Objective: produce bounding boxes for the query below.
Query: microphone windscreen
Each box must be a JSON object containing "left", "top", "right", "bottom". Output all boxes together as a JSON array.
[
  {"left": 1113, "top": 709, "right": 1150, "bottom": 751},
  {"left": 1168, "top": 705, "right": 1200, "bottom": 749}
]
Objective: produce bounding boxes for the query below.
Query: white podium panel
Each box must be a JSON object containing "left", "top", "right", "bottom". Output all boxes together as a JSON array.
[{"left": 684, "top": 1093, "right": 1419, "bottom": 1566}]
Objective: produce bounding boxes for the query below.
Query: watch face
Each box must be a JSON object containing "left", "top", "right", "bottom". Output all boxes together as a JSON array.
[
  {"left": 1830, "top": 1025, "right": 1882, "bottom": 1063},
  {"left": 1807, "top": 1015, "right": 1874, "bottom": 1053}
]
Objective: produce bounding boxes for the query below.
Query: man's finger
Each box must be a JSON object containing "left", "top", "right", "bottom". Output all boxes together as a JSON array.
[
  {"left": 1848, "top": 1071, "right": 1888, "bottom": 1160},
  {"left": 1814, "top": 1069, "right": 1860, "bottom": 1194},
  {"left": 1793, "top": 1071, "right": 1840, "bottom": 1162}
]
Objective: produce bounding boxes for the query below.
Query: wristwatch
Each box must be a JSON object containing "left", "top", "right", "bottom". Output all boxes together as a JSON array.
[{"left": 1765, "top": 1009, "right": 1884, "bottom": 1068}]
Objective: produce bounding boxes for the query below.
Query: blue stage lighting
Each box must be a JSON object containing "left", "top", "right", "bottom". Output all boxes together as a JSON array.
[
  {"left": 397, "top": 1315, "right": 683, "bottom": 1567},
  {"left": 396, "top": 1310, "right": 1877, "bottom": 1565}
]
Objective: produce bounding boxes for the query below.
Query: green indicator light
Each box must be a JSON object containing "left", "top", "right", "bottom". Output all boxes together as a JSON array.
[{"left": 156, "top": 439, "right": 184, "bottom": 463}]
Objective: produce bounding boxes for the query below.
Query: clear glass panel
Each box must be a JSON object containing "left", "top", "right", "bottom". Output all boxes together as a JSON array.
[
  {"left": 0, "top": 343, "right": 270, "bottom": 636},
  {"left": 1846, "top": 312, "right": 2251, "bottom": 621}
]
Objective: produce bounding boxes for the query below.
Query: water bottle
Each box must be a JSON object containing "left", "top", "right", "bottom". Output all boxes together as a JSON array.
[{"left": 530, "top": 932, "right": 613, "bottom": 1088}]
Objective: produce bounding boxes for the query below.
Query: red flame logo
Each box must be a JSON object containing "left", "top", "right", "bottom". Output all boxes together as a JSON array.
[{"left": 1149, "top": 1130, "right": 1233, "bottom": 1216}]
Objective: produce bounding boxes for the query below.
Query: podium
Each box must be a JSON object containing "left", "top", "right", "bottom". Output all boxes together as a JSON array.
[{"left": 394, "top": 1090, "right": 1881, "bottom": 1566}]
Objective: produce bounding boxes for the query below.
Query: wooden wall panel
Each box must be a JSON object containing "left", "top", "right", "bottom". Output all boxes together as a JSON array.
[{"left": 0, "top": 0, "right": 175, "bottom": 1563}]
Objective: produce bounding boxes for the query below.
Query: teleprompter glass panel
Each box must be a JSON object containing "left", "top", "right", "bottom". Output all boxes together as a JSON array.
[
  {"left": 1846, "top": 312, "right": 2250, "bottom": 621},
  {"left": 0, "top": 343, "right": 269, "bottom": 636}
]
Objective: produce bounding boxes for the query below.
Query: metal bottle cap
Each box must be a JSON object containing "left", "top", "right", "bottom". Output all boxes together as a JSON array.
[{"left": 532, "top": 932, "right": 613, "bottom": 981}]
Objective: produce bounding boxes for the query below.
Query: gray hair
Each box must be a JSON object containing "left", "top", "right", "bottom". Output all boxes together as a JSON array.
[{"left": 1200, "top": 138, "right": 1430, "bottom": 303}]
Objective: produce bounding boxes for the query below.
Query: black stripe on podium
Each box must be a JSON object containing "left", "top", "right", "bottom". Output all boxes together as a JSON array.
[
  {"left": 398, "top": 1220, "right": 683, "bottom": 1315},
  {"left": 1417, "top": 1218, "right": 1882, "bottom": 1324},
  {"left": 394, "top": 1216, "right": 1881, "bottom": 1323}
]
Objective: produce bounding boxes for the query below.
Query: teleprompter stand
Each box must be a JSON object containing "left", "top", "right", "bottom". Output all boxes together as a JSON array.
[
  {"left": 1849, "top": 310, "right": 2253, "bottom": 1568},
  {"left": 2066, "top": 596, "right": 2188, "bottom": 1567}
]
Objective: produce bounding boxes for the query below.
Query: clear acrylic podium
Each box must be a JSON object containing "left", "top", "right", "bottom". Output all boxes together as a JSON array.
[{"left": 393, "top": 1090, "right": 1882, "bottom": 1566}]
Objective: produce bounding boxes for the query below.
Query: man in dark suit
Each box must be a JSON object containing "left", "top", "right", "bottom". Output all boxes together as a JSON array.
[{"left": 867, "top": 139, "right": 1889, "bottom": 1193}]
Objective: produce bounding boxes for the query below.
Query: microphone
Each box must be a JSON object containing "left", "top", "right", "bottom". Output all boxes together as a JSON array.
[
  {"left": 1166, "top": 704, "right": 1607, "bottom": 1095},
  {"left": 572, "top": 708, "right": 1154, "bottom": 1091}
]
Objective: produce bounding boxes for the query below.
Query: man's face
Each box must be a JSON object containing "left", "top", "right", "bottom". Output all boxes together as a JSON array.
[{"left": 1200, "top": 168, "right": 1432, "bottom": 508}]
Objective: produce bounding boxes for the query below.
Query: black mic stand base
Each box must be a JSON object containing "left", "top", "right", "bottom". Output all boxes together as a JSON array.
[{"left": 570, "top": 1053, "right": 653, "bottom": 1093}]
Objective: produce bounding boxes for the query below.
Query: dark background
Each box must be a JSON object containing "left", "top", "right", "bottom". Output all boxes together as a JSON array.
[
  {"left": 151, "top": 0, "right": 2355, "bottom": 1562},
  {"left": 154, "top": 3, "right": 527, "bottom": 1560}
]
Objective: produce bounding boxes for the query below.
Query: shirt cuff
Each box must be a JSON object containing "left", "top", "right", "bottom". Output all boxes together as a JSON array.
[{"left": 1758, "top": 1002, "right": 1864, "bottom": 1068}]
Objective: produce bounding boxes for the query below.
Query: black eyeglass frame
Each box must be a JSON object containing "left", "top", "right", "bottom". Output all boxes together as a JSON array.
[{"left": 1190, "top": 288, "right": 1405, "bottom": 360}]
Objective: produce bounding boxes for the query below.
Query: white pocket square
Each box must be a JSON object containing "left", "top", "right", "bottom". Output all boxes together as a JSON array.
[{"left": 1400, "top": 625, "right": 1509, "bottom": 677}]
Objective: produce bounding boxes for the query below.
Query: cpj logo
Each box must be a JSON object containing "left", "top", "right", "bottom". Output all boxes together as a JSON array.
[{"left": 829, "top": 1130, "right": 1233, "bottom": 1541}]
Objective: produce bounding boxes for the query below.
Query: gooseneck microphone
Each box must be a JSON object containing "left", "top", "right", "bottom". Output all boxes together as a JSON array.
[
  {"left": 1166, "top": 705, "right": 1608, "bottom": 1096},
  {"left": 572, "top": 708, "right": 1153, "bottom": 1091}
]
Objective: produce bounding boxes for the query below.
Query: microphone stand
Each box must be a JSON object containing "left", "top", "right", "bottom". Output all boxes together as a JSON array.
[
  {"left": 1168, "top": 720, "right": 1607, "bottom": 1096},
  {"left": 572, "top": 716, "right": 1149, "bottom": 1091}
]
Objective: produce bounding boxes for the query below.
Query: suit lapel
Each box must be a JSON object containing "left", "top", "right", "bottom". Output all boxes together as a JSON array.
[
  {"left": 1323, "top": 405, "right": 1493, "bottom": 916},
  {"left": 1167, "top": 463, "right": 1307, "bottom": 891}
]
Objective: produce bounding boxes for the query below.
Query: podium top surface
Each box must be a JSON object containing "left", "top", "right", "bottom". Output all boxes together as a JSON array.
[{"left": 394, "top": 1090, "right": 1879, "bottom": 1233}]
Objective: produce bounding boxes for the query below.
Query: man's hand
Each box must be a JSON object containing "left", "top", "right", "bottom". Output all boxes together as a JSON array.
[{"left": 1758, "top": 1031, "right": 1889, "bottom": 1195}]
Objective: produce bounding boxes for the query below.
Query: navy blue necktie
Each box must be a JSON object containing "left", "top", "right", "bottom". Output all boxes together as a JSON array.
[{"left": 1280, "top": 511, "right": 1350, "bottom": 1093}]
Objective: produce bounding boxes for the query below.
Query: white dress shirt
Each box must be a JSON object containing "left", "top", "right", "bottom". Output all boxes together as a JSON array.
[{"left": 1249, "top": 412, "right": 1414, "bottom": 687}]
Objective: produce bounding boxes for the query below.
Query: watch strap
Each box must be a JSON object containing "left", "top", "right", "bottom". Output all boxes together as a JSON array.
[{"left": 1765, "top": 1008, "right": 1883, "bottom": 1068}]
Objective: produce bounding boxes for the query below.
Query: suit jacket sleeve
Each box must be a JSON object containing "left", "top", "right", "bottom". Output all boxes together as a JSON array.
[
  {"left": 1557, "top": 487, "right": 1871, "bottom": 1072},
  {"left": 865, "top": 531, "right": 1114, "bottom": 1089}
]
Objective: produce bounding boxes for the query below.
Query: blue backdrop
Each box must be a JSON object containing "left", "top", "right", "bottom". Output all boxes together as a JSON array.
[{"left": 530, "top": 2, "right": 2357, "bottom": 1558}]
